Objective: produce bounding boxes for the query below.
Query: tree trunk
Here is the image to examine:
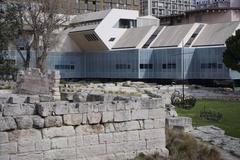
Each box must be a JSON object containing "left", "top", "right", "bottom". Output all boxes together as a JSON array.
[
  {"left": 36, "top": 50, "right": 47, "bottom": 72},
  {"left": 25, "top": 44, "right": 31, "bottom": 68}
]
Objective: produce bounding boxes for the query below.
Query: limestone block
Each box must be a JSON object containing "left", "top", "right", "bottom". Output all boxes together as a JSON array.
[
  {"left": 127, "top": 131, "right": 139, "bottom": 141},
  {"left": 43, "top": 148, "right": 76, "bottom": 160},
  {"left": 75, "top": 124, "right": 104, "bottom": 135},
  {"left": 149, "top": 109, "right": 165, "bottom": 119},
  {"left": 7, "top": 95, "right": 26, "bottom": 104},
  {"left": 0, "top": 155, "right": 9, "bottom": 160},
  {"left": 82, "top": 113, "right": 87, "bottom": 124},
  {"left": 98, "top": 103, "right": 106, "bottom": 112},
  {"left": 0, "top": 132, "right": 8, "bottom": 144},
  {"left": 153, "top": 118, "right": 165, "bottom": 128},
  {"left": 125, "top": 140, "right": 146, "bottom": 151},
  {"left": 36, "top": 102, "right": 54, "bottom": 117},
  {"left": 44, "top": 116, "right": 63, "bottom": 127},
  {"left": 73, "top": 92, "right": 88, "bottom": 102},
  {"left": 42, "top": 126, "right": 75, "bottom": 138},
  {"left": 113, "top": 132, "right": 127, "bottom": 143},
  {"left": 116, "top": 101, "right": 125, "bottom": 110},
  {"left": 146, "top": 139, "right": 166, "bottom": 149},
  {"left": 8, "top": 129, "right": 42, "bottom": 141},
  {"left": 106, "top": 103, "right": 117, "bottom": 111},
  {"left": 53, "top": 102, "right": 69, "bottom": 115},
  {"left": 25, "top": 96, "right": 40, "bottom": 104},
  {"left": 63, "top": 114, "right": 82, "bottom": 126},
  {"left": 69, "top": 103, "right": 81, "bottom": 114},
  {"left": 67, "top": 136, "right": 76, "bottom": 148},
  {"left": 77, "top": 144, "right": 106, "bottom": 158},
  {"left": 114, "top": 110, "right": 131, "bottom": 122},
  {"left": 166, "top": 117, "right": 192, "bottom": 132},
  {"left": 144, "top": 119, "right": 154, "bottom": 129},
  {"left": 139, "top": 129, "right": 165, "bottom": 140},
  {"left": 0, "top": 117, "right": 17, "bottom": 131},
  {"left": 132, "top": 109, "right": 149, "bottom": 120},
  {"left": 35, "top": 139, "right": 51, "bottom": 151},
  {"left": 83, "top": 134, "right": 99, "bottom": 145},
  {"left": 99, "top": 133, "right": 113, "bottom": 144},
  {"left": 106, "top": 142, "right": 127, "bottom": 154},
  {"left": 87, "top": 112, "right": 102, "bottom": 124},
  {"left": 76, "top": 136, "right": 83, "bottom": 146},
  {"left": 51, "top": 137, "right": 68, "bottom": 149},
  {"left": 32, "top": 116, "right": 44, "bottom": 129},
  {"left": 104, "top": 123, "right": 115, "bottom": 133},
  {"left": 102, "top": 112, "right": 113, "bottom": 123},
  {"left": 10, "top": 152, "right": 43, "bottom": 160},
  {"left": 15, "top": 116, "right": 33, "bottom": 129},
  {"left": 0, "top": 142, "right": 17, "bottom": 154},
  {"left": 18, "top": 140, "right": 35, "bottom": 153},
  {"left": 39, "top": 95, "right": 53, "bottom": 102},
  {"left": 114, "top": 121, "right": 140, "bottom": 131},
  {"left": 3, "top": 104, "right": 35, "bottom": 116}
]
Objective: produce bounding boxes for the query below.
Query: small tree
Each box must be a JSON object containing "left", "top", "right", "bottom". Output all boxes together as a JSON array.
[
  {"left": 223, "top": 29, "right": 240, "bottom": 72},
  {"left": 20, "top": 0, "right": 69, "bottom": 71}
]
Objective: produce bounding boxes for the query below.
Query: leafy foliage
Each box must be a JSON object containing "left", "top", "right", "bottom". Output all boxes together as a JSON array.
[{"left": 223, "top": 29, "right": 240, "bottom": 72}]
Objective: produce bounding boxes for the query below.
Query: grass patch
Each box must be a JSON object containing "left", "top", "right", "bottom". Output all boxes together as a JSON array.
[
  {"left": 133, "top": 129, "right": 220, "bottom": 160},
  {"left": 176, "top": 99, "right": 240, "bottom": 138}
]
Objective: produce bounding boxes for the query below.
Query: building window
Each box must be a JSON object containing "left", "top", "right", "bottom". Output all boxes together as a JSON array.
[
  {"left": 162, "top": 63, "right": 176, "bottom": 69},
  {"left": 201, "top": 63, "right": 223, "bottom": 69},
  {"left": 140, "top": 64, "right": 153, "bottom": 69},
  {"left": 55, "top": 65, "right": 75, "bottom": 70},
  {"left": 109, "top": 37, "right": 116, "bottom": 41},
  {"left": 84, "top": 33, "right": 99, "bottom": 41},
  {"left": 118, "top": 19, "right": 137, "bottom": 28},
  {"left": 116, "top": 64, "right": 131, "bottom": 70}
]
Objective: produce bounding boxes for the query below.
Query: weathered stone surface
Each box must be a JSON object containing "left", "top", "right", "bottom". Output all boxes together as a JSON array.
[
  {"left": 32, "top": 116, "right": 44, "bottom": 129},
  {"left": 15, "top": 116, "right": 33, "bottom": 129},
  {"left": 53, "top": 101, "right": 69, "bottom": 115},
  {"left": 44, "top": 116, "right": 63, "bottom": 127},
  {"left": 87, "top": 112, "right": 102, "bottom": 124},
  {"left": 0, "top": 132, "right": 8, "bottom": 144},
  {"left": 18, "top": 140, "right": 35, "bottom": 153},
  {"left": 73, "top": 92, "right": 88, "bottom": 102},
  {"left": 39, "top": 95, "right": 53, "bottom": 102},
  {"left": 15, "top": 68, "right": 50, "bottom": 95},
  {"left": 35, "top": 139, "right": 51, "bottom": 151},
  {"left": 149, "top": 108, "right": 165, "bottom": 119},
  {"left": 7, "top": 95, "right": 27, "bottom": 104},
  {"left": 132, "top": 109, "right": 149, "bottom": 120},
  {"left": 63, "top": 114, "right": 82, "bottom": 125},
  {"left": 76, "top": 124, "right": 104, "bottom": 135},
  {"left": 114, "top": 121, "right": 140, "bottom": 131},
  {"left": 86, "top": 92, "right": 105, "bottom": 102},
  {"left": 51, "top": 137, "right": 68, "bottom": 149},
  {"left": 0, "top": 142, "right": 17, "bottom": 154},
  {"left": 102, "top": 112, "right": 113, "bottom": 123},
  {"left": 3, "top": 104, "right": 35, "bottom": 116},
  {"left": 166, "top": 117, "right": 192, "bottom": 132},
  {"left": 114, "top": 110, "right": 131, "bottom": 122},
  {"left": 8, "top": 129, "right": 42, "bottom": 141},
  {"left": 42, "top": 126, "right": 75, "bottom": 138},
  {"left": 10, "top": 152, "right": 43, "bottom": 160},
  {"left": 44, "top": 148, "right": 76, "bottom": 160},
  {"left": 36, "top": 102, "right": 54, "bottom": 117},
  {"left": 25, "top": 96, "right": 40, "bottom": 104},
  {"left": 0, "top": 117, "right": 17, "bottom": 131}
]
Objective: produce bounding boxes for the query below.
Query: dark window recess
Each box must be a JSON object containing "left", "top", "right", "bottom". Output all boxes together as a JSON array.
[
  {"left": 109, "top": 37, "right": 115, "bottom": 41},
  {"left": 84, "top": 33, "right": 99, "bottom": 41},
  {"left": 140, "top": 64, "right": 153, "bottom": 69},
  {"left": 55, "top": 65, "right": 75, "bottom": 70},
  {"left": 201, "top": 63, "right": 223, "bottom": 69},
  {"left": 162, "top": 63, "right": 176, "bottom": 69},
  {"left": 116, "top": 64, "right": 131, "bottom": 70}
]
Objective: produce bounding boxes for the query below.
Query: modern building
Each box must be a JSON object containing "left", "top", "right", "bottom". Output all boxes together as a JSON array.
[
  {"left": 8, "top": 9, "right": 240, "bottom": 81},
  {"left": 76, "top": 0, "right": 140, "bottom": 14},
  {"left": 193, "top": 0, "right": 240, "bottom": 9},
  {"left": 160, "top": 7, "right": 240, "bottom": 26},
  {"left": 140, "top": 0, "right": 195, "bottom": 17}
]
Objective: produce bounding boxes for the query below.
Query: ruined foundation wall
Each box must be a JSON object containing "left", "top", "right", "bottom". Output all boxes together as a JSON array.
[{"left": 0, "top": 97, "right": 167, "bottom": 160}]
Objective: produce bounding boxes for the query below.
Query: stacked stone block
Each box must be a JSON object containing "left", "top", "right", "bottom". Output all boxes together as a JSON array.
[{"left": 0, "top": 96, "right": 167, "bottom": 160}]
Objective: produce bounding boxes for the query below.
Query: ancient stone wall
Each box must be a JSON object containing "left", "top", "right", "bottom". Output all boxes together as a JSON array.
[{"left": 0, "top": 96, "right": 167, "bottom": 160}]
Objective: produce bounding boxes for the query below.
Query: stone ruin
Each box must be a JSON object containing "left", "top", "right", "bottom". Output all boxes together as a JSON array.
[
  {"left": 0, "top": 93, "right": 168, "bottom": 160},
  {"left": 15, "top": 68, "right": 61, "bottom": 100}
]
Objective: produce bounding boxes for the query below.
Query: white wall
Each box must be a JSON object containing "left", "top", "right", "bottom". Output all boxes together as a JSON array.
[{"left": 95, "top": 9, "right": 139, "bottom": 49}]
